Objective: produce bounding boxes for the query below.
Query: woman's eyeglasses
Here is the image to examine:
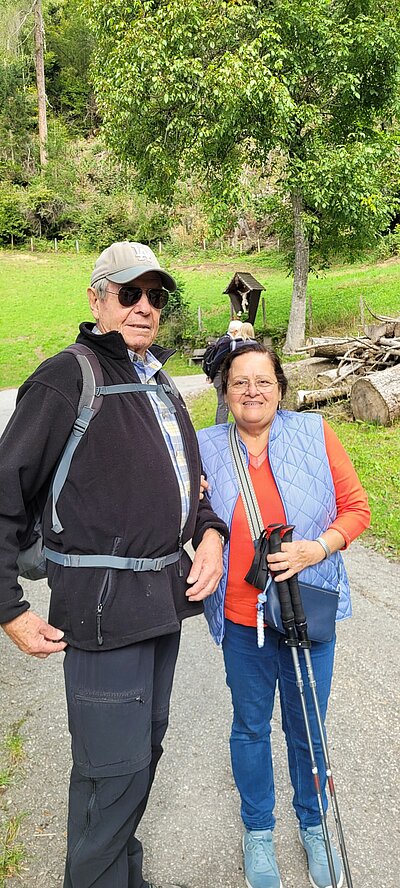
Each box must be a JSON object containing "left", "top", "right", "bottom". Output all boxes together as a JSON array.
[
  {"left": 106, "top": 286, "right": 169, "bottom": 310},
  {"left": 228, "top": 377, "right": 278, "bottom": 394}
]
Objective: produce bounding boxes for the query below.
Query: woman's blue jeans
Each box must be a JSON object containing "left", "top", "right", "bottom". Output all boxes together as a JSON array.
[{"left": 222, "top": 619, "right": 336, "bottom": 832}]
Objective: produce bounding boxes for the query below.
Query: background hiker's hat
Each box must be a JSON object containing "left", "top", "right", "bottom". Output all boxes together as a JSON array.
[{"left": 91, "top": 241, "right": 177, "bottom": 291}]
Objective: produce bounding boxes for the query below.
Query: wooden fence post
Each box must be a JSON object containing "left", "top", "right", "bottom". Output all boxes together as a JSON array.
[{"left": 262, "top": 296, "right": 266, "bottom": 326}]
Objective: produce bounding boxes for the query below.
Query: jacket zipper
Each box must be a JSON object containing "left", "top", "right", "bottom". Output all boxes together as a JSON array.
[{"left": 96, "top": 536, "right": 122, "bottom": 646}]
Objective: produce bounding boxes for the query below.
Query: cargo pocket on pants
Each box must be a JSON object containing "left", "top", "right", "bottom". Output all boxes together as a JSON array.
[{"left": 69, "top": 688, "right": 152, "bottom": 778}]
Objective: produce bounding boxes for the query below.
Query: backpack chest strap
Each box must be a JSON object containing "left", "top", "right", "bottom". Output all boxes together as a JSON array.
[
  {"left": 96, "top": 382, "right": 176, "bottom": 412},
  {"left": 44, "top": 547, "right": 180, "bottom": 572}
]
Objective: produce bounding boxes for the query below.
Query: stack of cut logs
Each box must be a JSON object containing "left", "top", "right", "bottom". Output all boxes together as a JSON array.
[{"left": 296, "top": 302, "right": 400, "bottom": 424}]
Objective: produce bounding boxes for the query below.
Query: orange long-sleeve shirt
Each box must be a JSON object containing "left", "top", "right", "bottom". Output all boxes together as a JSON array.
[{"left": 225, "top": 420, "right": 370, "bottom": 627}]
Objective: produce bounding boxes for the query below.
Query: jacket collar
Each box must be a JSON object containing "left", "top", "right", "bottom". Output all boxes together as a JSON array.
[{"left": 77, "top": 322, "right": 176, "bottom": 366}]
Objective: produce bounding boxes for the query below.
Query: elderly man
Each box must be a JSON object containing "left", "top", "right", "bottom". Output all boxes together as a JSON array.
[{"left": 0, "top": 242, "right": 228, "bottom": 888}]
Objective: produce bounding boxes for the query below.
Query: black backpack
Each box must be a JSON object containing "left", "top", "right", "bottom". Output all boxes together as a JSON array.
[
  {"left": 202, "top": 336, "right": 249, "bottom": 381},
  {"left": 201, "top": 340, "right": 219, "bottom": 378},
  {"left": 17, "top": 345, "right": 180, "bottom": 581}
]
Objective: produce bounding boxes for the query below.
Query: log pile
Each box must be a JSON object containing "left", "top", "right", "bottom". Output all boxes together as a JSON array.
[{"left": 295, "top": 302, "right": 400, "bottom": 423}]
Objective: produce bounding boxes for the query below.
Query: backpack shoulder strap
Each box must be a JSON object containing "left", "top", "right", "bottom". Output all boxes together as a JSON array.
[
  {"left": 64, "top": 343, "right": 104, "bottom": 418},
  {"left": 51, "top": 345, "right": 104, "bottom": 534}
]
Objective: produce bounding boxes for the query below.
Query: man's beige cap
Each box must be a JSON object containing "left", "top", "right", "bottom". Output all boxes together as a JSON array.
[{"left": 90, "top": 241, "right": 177, "bottom": 291}]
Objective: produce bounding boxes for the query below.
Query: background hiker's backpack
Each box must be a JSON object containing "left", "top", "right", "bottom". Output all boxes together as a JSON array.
[
  {"left": 17, "top": 344, "right": 104, "bottom": 580},
  {"left": 201, "top": 340, "right": 218, "bottom": 378},
  {"left": 202, "top": 335, "right": 250, "bottom": 381}
]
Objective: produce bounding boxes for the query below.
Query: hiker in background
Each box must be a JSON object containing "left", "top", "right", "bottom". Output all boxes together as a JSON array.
[
  {"left": 197, "top": 342, "right": 370, "bottom": 888},
  {"left": 0, "top": 241, "right": 228, "bottom": 888},
  {"left": 202, "top": 319, "right": 243, "bottom": 423},
  {"left": 240, "top": 321, "right": 255, "bottom": 340}
]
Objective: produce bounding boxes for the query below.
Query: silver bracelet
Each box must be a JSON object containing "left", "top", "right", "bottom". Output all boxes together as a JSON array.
[{"left": 315, "top": 536, "right": 331, "bottom": 559}]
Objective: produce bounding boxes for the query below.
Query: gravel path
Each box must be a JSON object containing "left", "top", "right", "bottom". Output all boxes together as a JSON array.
[
  {"left": 1, "top": 379, "right": 399, "bottom": 887},
  {"left": 1, "top": 544, "right": 399, "bottom": 888}
]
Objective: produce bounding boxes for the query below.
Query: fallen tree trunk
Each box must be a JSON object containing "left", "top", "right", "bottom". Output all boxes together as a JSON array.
[
  {"left": 305, "top": 337, "right": 369, "bottom": 358},
  {"left": 317, "top": 362, "right": 363, "bottom": 384},
  {"left": 296, "top": 385, "right": 349, "bottom": 410},
  {"left": 350, "top": 366, "right": 400, "bottom": 424}
]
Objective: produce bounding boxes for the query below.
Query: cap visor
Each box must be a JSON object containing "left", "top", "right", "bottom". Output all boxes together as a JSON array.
[{"left": 107, "top": 264, "right": 177, "bottom": 291}]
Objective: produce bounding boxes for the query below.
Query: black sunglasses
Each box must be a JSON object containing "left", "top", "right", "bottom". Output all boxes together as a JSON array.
[{"left": 106, "top": 285, "right": 169, "bottom": 310}]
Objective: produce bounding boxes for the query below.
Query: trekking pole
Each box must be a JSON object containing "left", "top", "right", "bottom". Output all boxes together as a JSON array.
[
  {"left": 267, "top": 525, "right": 339, "bottom": 888},
  {"left": 281, "top": 526, "right": 354, "bottom": 888}
]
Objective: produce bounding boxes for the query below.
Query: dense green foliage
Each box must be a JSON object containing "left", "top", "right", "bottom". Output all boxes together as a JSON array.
[
  {"left": 85, "top": 0, "right": 400, "bottom": 245},
  {"left": 84, "top": 0, "right": 400, "bottom": 349}
]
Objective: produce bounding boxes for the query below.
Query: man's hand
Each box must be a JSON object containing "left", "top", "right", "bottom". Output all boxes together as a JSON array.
[
  {"left": 186, "top": 528, "right": 224, "bottom": 601},
  {"left": 1, "top": 611, "right": 67, "bottom": 659}
]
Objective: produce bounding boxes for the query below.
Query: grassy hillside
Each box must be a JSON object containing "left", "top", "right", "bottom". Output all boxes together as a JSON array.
[{"left": 1, "top": 249, "right": 400, "bottom": 387}]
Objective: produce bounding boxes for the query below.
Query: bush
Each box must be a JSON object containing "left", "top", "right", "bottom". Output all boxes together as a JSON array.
[
  {"left": 0, "top": 186, "right": 29, "bottom": 245},
  {"left": 79, "top": 192, "right": 170, "bottom": 251},
  {"left": 376, "top": 226, "right": 400, "bottom": 260},
  {"left": 159, "top": 273, "right": 192, "bottom": 347},
  {"left": 26, "top": 182, "right": 78, "bottom": 239}
]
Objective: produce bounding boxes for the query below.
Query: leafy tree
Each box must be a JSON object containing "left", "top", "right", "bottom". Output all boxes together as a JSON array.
[
  {"left": 84, "top": 0, "right": 400, "bottom": 350},
  {"left": 0, "top": 1, "right": 39, "bottom": 183},
  {"left": 44, "top": 0, "right": 99, "bottom": 135}
]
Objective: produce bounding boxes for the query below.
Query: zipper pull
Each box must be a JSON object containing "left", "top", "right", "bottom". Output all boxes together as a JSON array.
[
  {"left": 96, "top": 602, "right": 104, "bottom": 646},
  {"left": 178, "top": 531, "right": 183, "bottom": 577}
]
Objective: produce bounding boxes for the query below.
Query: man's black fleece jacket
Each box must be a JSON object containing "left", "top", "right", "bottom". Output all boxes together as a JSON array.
[{"left": 0, "top": 323, "right": 228, "bottom": 650}]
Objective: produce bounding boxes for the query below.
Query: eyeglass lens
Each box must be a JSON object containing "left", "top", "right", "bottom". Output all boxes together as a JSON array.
[
  {"left": 115, "top": 286, "right": 169, "bottom": 309},
  {"left": 230, "top": 378, "right": 276, "bottom": 392}
]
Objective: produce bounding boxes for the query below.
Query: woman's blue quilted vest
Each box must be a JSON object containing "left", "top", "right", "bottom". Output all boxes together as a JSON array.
[{"left": 197, "top": 411, "right": 351, "bottom": 645}]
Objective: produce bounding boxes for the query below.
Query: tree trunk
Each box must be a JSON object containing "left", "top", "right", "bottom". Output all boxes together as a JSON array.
[
  {"left": 283, "top": 191, "right": 309, "bottom": 354},
  {"left": 305, "top": 337, "right": 370, "bottom": 357},
  {"left": 34, "top": 0, "right": 48, "bottom": 169},
  {"left": 350, "top": 366, "right": 400, "bottom": 424},
  {"left": 296, "top": 385, "right": 349, "bottom": 410}
]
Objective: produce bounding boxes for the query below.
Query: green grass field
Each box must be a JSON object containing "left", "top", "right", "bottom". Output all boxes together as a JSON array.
[{"left": 1, "top": 249, "right": 400, "bottom": 386}]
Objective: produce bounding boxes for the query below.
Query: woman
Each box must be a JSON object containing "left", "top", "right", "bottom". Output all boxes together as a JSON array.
[
  {"left": 197, "top": 344, "right": 370, "bottom": 888},
  {"left": 240, "top": 321, "right": 255, "bottom": 340}
]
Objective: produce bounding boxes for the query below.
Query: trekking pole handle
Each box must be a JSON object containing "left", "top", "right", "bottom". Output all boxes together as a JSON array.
[
  {"left": 267, "top": 525, "right": 297, "bottom": 641},
  {"left": 280, "top": 526, "right": 310, "bottom": 647}
]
